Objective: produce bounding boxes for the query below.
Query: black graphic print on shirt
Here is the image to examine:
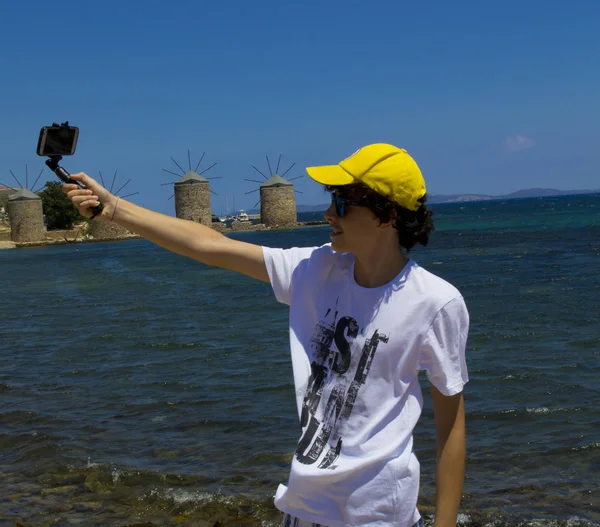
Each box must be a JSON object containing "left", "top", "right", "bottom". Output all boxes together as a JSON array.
[{"left": 295, "top": 299, "right": 389, "bottom": 469}]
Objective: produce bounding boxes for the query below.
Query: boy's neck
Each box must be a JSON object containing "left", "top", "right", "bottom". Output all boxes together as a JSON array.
[{"left": 353, "top": 245, "right": 409, "bottom": 288}]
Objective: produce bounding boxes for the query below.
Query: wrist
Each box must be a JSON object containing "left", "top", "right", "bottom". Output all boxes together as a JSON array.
[
  {"left": 109, "top": 196, "right": 121, "bottom": 222},
  {"left": 97, "top": 195, "right": 119, "bottom": 222}
]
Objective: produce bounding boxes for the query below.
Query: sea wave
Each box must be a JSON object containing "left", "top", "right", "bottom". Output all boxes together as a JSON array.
[
  {"left": 525, "top": 406, "right": 585, "bottom": 415},
  {"left": 571, "top": 441, "right": 600, "bottom": 452},
  {"left": 467, "top": 406, "right": 586, "bottom": 421}
]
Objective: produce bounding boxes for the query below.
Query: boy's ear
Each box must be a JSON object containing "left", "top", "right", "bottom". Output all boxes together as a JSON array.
[{"left": 379, "top": 209, "right": 397, "bottom": 229}]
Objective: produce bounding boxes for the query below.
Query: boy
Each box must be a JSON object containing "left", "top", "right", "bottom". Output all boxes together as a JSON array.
[{"left": 64, "top": 143, "right": 469, "bottom": 527}]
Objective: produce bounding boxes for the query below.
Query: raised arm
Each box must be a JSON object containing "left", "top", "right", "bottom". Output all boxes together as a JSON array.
[{"left": 63, "top": 172, "right": 269, "bottom": 283}]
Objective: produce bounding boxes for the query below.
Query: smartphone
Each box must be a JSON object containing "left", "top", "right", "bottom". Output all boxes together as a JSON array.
[{"left": 37, "top": 124, "right": 79, "bottom": 156}]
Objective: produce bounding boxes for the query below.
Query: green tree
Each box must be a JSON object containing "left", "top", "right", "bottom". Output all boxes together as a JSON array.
[{"left": 38, "top": 181, "right": 82, "bottom": 230}]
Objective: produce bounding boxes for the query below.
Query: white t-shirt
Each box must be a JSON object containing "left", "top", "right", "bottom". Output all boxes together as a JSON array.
[{"left": 262, "top": 243, "right": 469, "bottom": 527}]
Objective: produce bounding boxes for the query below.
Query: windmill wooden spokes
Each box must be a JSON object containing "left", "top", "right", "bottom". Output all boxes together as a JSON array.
[{"left": 161, "top": 150, "right": 221, "bottom": 200}]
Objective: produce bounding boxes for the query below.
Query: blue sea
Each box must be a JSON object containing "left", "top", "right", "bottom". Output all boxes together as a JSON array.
[{"left": 1, "top": 194, "right": 599, "bottom": 527}]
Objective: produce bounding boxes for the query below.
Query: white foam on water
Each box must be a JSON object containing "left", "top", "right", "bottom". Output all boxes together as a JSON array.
[
  {"left": 457, "top": 513, "right": 471, "bottom": 524},
  {"left": 574, "top": 442, "right": 600, "bottom": 451},
  {"left": 145, "top": 486, "right": 230, "bottom": 506},
  {"left": 565, "top": 516, "right": 595, "bottom": 527},
  {"left": 526, "top": 517, "right": 595, "bottom": 527},
  {"left": 527, "top": 407, "right": 551, "bottom": 415},
  {"left": 167, "top": 488, "right": 214, "bottom": 505},
  {"left": 526, "top": 407, "right": 583, "bottom": 415}
]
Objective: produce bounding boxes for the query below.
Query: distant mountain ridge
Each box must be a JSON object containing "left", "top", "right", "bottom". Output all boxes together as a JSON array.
[
  {"left": 427, "top": 187, "right": 599, "bottom": 204},
  {"left": 286, "top": 188, "right": 600, "bottom": 213}
]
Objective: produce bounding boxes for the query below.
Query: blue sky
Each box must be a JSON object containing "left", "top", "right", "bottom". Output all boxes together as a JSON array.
[{"left": 1, "top": 0, "right": 599, "bottom": 215}]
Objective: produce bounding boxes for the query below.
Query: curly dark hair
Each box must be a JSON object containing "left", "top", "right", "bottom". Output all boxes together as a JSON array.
[{"left": 325, "top": 183, "right": 434, "bottom": 252}]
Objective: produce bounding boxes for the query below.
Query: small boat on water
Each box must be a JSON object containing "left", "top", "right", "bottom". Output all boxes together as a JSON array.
[{"left": 236, "top": 210, "right": 250, "bottom": 222}]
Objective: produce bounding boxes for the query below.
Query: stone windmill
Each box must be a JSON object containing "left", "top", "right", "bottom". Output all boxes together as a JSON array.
[
  {"left": 245, "top": 155, "right": 303, "bottom": 229},
  {"left": 162, "top": 150, "right": 220, "bottom": 227},
  {"left": 2, "top": 165, "right": 46, "bottom": 243},
  {"left": 93, "top": 170, "right": 139, "bottom": 240}
]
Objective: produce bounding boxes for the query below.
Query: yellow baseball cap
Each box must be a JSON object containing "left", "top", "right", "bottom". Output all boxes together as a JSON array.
[{"left": 306, "top": 143, "right": 426, "bottom": 211}]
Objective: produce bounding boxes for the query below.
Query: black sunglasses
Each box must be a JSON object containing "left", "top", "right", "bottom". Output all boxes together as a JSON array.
[{"left": 331, "top": 194, "right": 370, "bottom": 218}]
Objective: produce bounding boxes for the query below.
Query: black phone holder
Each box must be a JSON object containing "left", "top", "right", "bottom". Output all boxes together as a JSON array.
[
  {"left": 43, "top": 122, "right": 103, "bottom": 219},
  {"left": 45, "top": 155, "right": 78, "bottom": 185}
]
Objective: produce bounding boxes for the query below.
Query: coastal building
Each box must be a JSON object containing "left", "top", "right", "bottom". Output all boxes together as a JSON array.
[
  {"left": 260, "top": 174, "right": 297, "bottom": 228},
  {"left": 163, "top": 151, "right": 219, "bottom": 228},
  {"left": 246, "top": 156, "right": 301, "bottom": 229},
  {"left": 0, "top": 184, "right": 15, "bottom": 207},
  {"left": 7, "top": 189, "right": 45, "bottom": 243},
  {"left": 174, "top": 171, "right": 212, "bottom": 226},
  {"left": 0, "top": 185, "right": 14, "bottom": 227}
]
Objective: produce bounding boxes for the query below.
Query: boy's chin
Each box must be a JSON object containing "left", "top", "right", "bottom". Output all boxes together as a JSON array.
[{"left": 330, "top": 238, "right": 352, "bottom": 254}]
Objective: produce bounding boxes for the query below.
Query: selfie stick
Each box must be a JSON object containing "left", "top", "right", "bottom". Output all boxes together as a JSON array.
[{"left": 45, "top": 155, "right": 104, "bottom": 218}]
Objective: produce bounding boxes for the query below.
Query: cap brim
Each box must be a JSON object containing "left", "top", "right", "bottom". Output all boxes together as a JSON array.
[{"left": 306, "top": 164, "right": 354, "bottom": 186}]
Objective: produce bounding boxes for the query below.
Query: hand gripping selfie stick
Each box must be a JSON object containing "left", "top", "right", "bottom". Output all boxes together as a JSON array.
[{"left": 45, "top": 156, "right": 104, "bottom": 219}]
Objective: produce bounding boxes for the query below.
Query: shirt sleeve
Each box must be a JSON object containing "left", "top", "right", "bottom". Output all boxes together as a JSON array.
[
  {"left": 262, "top": 246, "right": 318, "bottom": 305},
  {"left": 418, "top": 296, "right": 470, "bottom": 396}
]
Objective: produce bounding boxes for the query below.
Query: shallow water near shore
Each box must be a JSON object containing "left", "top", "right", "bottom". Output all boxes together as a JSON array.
[{"left": 1, "top": 194, "right": 599, "bottom": 526}]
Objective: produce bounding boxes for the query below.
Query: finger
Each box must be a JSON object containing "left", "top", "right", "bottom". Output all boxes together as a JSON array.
[
  {"left": 67, "top": 189, "right": 93, "bottom": 199},
  {"left": 74, "top": 199, "right": 100, "bottom": 217},
  {"left": 72, "top": 193, "right": 97, "bottom": 202},
  {"left": 70, "top": 172, "right": 94, "bottom": 186},
  {"left": 79, "top": 199, "right": 100, "bottom": 209},
  {"left": 72, "top": 195, "right": 98, "bottom": 207},
  {"left": 62, "top": 183, "right": 79, "bottom": 194}
]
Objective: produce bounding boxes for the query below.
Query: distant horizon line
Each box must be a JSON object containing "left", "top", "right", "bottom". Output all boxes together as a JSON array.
[{"left": 286, "top": 187, "right": 600, "bottom": 210}]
